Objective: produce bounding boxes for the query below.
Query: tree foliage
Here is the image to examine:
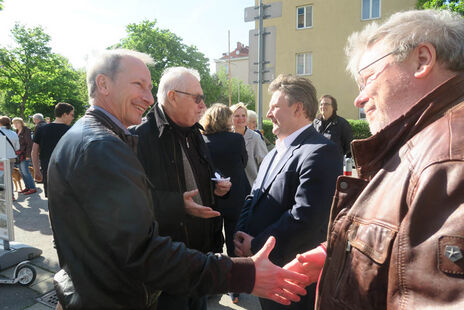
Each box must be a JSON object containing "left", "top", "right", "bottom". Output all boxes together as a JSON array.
[
  {"left": 416, "top": 0, "right": 464, "bottom": 15},
  {"left": 0, "top": 0, "right": 3, "bottom": 11},
  {"left": 113, "top": 20, "right": 215, "bottom": 101},
  {"left": 210, "top": 68, "right": 256, "bottom": 108},
  {"left": 0, "top": 23, "right": 87, "bottom": 119}
]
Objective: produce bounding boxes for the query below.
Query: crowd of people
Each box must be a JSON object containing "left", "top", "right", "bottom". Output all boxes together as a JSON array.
[
  {"left": 3, "top": 8, "right": 463, "bottom": 310},
  {"left": 0, "top": 104, "right": 74, "bottom": 200}
]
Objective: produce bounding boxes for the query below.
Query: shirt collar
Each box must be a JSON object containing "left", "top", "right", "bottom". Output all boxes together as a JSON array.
[
  {"left": 91, "top": 105, "right": 130, "bottom": 135},
  {"left": 276, "top": 123, "right": 312, "bottom": 153}
]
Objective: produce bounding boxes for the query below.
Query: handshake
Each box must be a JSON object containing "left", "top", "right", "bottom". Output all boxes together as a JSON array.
[{"left": 250, "top": 236, "right": 327, "bottom": 305}]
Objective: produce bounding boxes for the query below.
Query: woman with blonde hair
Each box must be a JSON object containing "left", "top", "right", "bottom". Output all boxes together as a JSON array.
[
  {"left": 200, "top": 103, "right": 250, "bottom": 304},
  {"left": 12, "top": 117, "right": 37, "bottom": 195},
  {"left": 230, "top": 103, "right": 268, "bottom": 186}
]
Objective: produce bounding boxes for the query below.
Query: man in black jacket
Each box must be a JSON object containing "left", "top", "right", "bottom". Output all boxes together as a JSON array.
[
  {"left": 48, "top": 49, "right": 308, "bottom": 310},
  {"left": 313, "top": 95, "right": 353, "bottom": 158},
  {"left": 132, "top": 66, "right": 232, "bottom": 309}
]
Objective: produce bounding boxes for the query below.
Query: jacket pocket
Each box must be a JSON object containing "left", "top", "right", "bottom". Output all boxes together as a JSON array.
[{"left": 333, "top": 221, "right": 397, "bottom": 308}]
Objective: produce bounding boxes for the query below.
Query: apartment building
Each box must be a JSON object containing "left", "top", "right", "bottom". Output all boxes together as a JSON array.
[
  {"left": 254, "top": 0, "right": 417, "bottom": 119},
  {"left": 215, "top": 42, "right": 250, "bottom": 84}
]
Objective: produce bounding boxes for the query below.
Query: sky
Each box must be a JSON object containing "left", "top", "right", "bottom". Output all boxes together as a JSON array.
[{"left": 0, "top": 0, "right": 255, "bottom": 71}]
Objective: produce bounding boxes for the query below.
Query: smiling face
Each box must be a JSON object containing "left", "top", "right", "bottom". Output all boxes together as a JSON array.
[
  {"left": 266, "top": 90, "right": 301, "bottom": 140},
  {"left": 232, "top": 107, "right": 248, "bottom": 131},
  {"left": 354, "top": 43, "right": 414, "bottom": 134},
  {"left": 102, "top": 56, "right": 154, "bottom": 127},
  {"left": 319, "top": 97, "right": 334, "bottom": 120}
]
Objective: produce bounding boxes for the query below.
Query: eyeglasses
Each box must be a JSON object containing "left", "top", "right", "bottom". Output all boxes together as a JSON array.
[
  {"left": 320, "top": 102, "right": 332, "bottom": 106},
  {"left": 357, "top": 50, "right": 397, "bottom": 91},
  {"left": 174, "top": 90, "right": 205, "bottom": 104}
]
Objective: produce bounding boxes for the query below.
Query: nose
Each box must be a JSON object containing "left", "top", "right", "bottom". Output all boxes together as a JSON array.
[
  {"left": 354, "top": 90, "right": 368, "bottom": 108},
  {"left": 266, "top": 108, "right": 272, "bottom": 119},
  {"left": 144, "top": 90, "right": 155, "bottom": 106}
]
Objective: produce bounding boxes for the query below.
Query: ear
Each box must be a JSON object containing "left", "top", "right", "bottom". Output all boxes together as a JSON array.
[
  {"left": 95, "top": 74, "right": 111, "bottom": 96},
  {"left": 167, "top": 90, "right": 177, "bottom": 104},
  {"left": 414, "top": 43, "right": 436, "bottom": 79},
  {"left": 293, "top": 102, "right": 304, "bottom": 116}
]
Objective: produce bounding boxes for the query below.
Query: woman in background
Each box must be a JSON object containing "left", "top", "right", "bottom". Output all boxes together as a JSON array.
[
  {"left": 12, "top": 117, "right": 37, "bottom": 195},
  {"left": 200, "top": 103, "right": 250, "bottom": 304},
  {"left": 230, "top": 103, "right": 268, "bottom": 187}
]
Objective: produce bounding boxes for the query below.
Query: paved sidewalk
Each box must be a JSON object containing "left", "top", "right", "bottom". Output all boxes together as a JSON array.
[{"left": 0, "top": 183, "right": 261, "bottom": 310}]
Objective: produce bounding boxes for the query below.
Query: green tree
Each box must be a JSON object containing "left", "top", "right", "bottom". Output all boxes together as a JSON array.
[
  {"left": 0, "top": 23, "right": 87, "bottom": 119},
  {"left": 417, "top": 0, "right": 464, "bottom": 15},
  {"left": 212, "top": 68, "right": 255, "bottom": 108},
  {"left": 0, "top": 0, "right": 4, "bottom": 11},
  {"left": 113, "top": 20, "right": 217, "bottom": 103}
]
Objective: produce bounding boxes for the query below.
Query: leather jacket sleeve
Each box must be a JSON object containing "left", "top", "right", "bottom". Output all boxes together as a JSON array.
[{"left": 52, "top": 136, "right": 254, "bottom": 307}]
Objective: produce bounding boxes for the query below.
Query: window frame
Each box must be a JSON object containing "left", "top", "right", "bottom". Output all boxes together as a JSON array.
[
  {"left": 296, "top": 52, "right": 312, "bottom": 76},
  {"left": 361, "top": 0, "right": 381, "bottom": 21},
  {"left": 296, "top": 5, "right": 313, "bottom": 30}
]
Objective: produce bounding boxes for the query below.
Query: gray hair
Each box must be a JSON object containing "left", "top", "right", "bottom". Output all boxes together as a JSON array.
[
  {"left": 346, "top": 9, "right": 464, "bottom": 79},
  {"left": 32, "top": 113, "right": 44, "bottom": 121},
  {"left": 86, "top": 49, "right": 154, "bottom": 99},
  {"left": 247, "top": 110, "right": 257, "bottom": 122},
  {"left": 157, "top": 67, "right": 201, "bottom": 106}
]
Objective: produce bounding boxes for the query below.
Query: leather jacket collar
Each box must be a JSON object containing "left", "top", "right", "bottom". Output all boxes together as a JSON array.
[
  {"left": 86, "top": 107, "right": 139, "bottom": 154},
  {"left": 352, "top": 72, "right": 464, "bottom": 180}
]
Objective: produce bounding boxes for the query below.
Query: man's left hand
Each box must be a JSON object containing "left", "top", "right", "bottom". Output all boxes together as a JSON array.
[
  {"left": 234, "top": 231, "right": 254, "bottom": 257},
  {"left": 213, "top": 180, "right": 231, "bottom": 196}
]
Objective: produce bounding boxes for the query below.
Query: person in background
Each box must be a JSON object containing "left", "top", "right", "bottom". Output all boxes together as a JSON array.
[
  {"left": 231, "top": 102, "right": 268, "bottom": 186},
  {"left": 313, "top": 95, "right": 353, "bottom": 158},
  {"left": 0, "top": 116, "right": 20, "bottom": 200},
  {"left": 32, "top": 102, "right": 74, "bottom": 196},
  {"left": 234, "top": 74, "right": 342, "bottom": 310},
  {"left": 32, "top": 113, "right": 47, "bottom": 136},
  {"left": 12, "top": 117, "right": 36, "bottom": 195},
  {"left": 287, "top": 9, "right": 464, "bottom": 309},
  {"left": 47, "top": 49, "right": 309, "bottom": 310},
  {"left": 45, "top": 117, "right": 51, "bottom": 124},
  {"left": 247, "top": 110, "right": 264, "bottom": 140},
  {"left": 200, "top": 103, "right": 251, "bottom": 304}
]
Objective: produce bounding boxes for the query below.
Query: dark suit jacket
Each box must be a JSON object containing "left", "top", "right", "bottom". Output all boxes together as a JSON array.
[
  {"left": 236, "top": 125, "right": 342, "bottom": 266},
  {"left": 203, "top": 131, "right": 251, "bottom": 219}
]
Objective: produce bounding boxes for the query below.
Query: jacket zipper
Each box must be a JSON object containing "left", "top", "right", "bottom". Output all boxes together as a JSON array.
[
  {"left": 334, "top": 239, "right": 352, "bottom": 296},
  {"left": 172, "top": 135, "right": 191, "bottom": 247}
]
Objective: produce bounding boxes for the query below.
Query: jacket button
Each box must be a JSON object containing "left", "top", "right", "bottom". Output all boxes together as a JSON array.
[{"left": 340, "top": 182, "right": 348, "bottom": 190}]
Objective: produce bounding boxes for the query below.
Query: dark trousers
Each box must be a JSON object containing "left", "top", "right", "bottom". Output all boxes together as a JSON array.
[
  {"left": 157, "top": 292, "right": 207, "bottom": 310},
  {"left": 259, "top": 283, "right": 316, "bottom": 310}
]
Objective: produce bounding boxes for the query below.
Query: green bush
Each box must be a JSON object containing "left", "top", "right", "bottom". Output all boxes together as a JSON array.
[
  {"left": 262, "top": 119, "right": 276, "bottom": 147},
  {"left": 348, "top": 119, "right": 371, "bottom": 139}
]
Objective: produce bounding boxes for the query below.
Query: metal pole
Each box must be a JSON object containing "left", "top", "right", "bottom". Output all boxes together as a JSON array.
[
  {"left": 257, "top": 0, "right": 264, "bottom": 130},
  {"left": 228, "top": 30, "right": 232, "bottom": 107},
  {"left": 238, "top": 80, "right": 240, "bottom": 102}
]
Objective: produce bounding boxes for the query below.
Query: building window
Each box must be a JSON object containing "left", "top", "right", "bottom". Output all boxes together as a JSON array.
[
  {"left": 297, "top": 5, "right": 313, "bottom": 29},
  {"left": 296, "top": 53, "right": 312, "bottom": 75},
  {"left": 362, "top": 0, "right": 380, "bottom": 20}
]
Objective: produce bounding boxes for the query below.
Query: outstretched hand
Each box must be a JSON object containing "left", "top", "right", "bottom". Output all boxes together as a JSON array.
[
  {"left": 251, "top": 236, "right": 309, "bottom": 305},
  {"left": 283, "top": 246, "right": 326, "bottom": 286},
  {"left": 183, "top": 189, "right": 220, "bottom": 218}
]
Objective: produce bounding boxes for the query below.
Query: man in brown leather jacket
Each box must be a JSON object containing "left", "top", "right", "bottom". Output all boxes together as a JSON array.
[{"left": 285, "top": 9, "right": 464, "bottom": 309}]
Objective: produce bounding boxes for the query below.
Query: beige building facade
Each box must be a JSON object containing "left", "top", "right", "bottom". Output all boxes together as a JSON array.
[
  {"left": 254, "top": 0, "right": 417, "bottom": 120},
  {"left": 215, "top": 42, "right": 250, "bottom": 84}
]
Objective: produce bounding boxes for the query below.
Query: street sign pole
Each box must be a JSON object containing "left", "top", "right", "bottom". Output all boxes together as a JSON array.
[
  {"left": 257, "top": 0, "right": 264, "bottom": 129},
  {"left": 245, "top": 1, "right": 281, "bottom": 130}
]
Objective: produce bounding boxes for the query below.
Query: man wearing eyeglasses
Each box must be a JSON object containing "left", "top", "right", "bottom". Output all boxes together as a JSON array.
[
  {"left": 132, "top": 66, "right": 232, "bottom": 310},
  {"left": 285, "top": 9, "right": 464, "bottom": 310}
]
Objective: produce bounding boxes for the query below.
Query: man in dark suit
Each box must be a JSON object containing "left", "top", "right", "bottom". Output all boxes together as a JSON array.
[{"left": 234, "top": 74, "right": 343, "bottom": 310}]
